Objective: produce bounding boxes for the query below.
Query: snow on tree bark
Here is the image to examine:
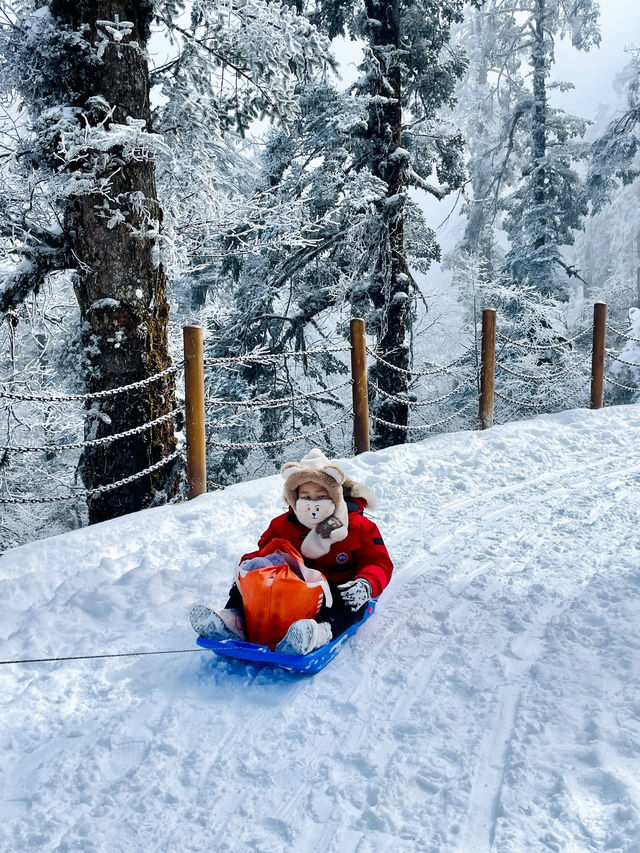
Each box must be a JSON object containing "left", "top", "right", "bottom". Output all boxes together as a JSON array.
[
  {"left": 360, "top": 0, "right": 411, "bottom": 448},
  {"left": 46, "top": 0, "right": 179, "bottom": 522}
]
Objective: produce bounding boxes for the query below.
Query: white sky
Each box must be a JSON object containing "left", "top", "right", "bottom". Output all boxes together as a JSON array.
[
  {"left": 553, "top": 0, "right": 640, "bottom": 121},
  {"left": 334, "top": 0, "right": 639, "bottom": 123}
]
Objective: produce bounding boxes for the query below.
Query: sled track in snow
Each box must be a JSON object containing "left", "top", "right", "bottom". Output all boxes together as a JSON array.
[{"left": 377, "top": 451, "right": 640, "bottom": 852}]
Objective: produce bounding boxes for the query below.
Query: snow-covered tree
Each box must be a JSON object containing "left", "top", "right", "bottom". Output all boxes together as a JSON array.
[
  {"left": 201, "top": 82, "right": 386, "bottom": 483},
  {"left": 586, "top": 50, "right": 640, "bottom": 214},
  {"left": 453, "top": 0, "right": 600, "bottom": 301},
  {"left": 230, "top": 0, "right": 477, "bottom": 449},
  {"left": 0, "top": 0, "right": 330, "bottom": 527},
  {"left": 0, "top": 0, "right": 180, "bottom": 523}
]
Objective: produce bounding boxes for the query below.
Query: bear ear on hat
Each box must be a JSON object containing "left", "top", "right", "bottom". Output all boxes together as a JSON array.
[
  {"left": 281, "top": 461, "right": 301, "bottom": 481},
  {"left": 323, "top": 465, "right": 345, "bottom": 485}
]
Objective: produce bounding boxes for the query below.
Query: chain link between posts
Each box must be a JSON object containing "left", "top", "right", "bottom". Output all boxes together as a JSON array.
[
  {"left": 496, "top": 327, "right": 590, "bottom": 352},
  {"left": 496, "top": 362, "right": 566, "bottom": 383},
  {"left": 605, "top": 350, "right": 640, "bottom": 368},
  {"left": 606, "top": 323, "right": 640, "bottom": 344},
  {"left": 206, "top": 410, "right": 353, "bottom": 450},
  {"left": 203, "top": 346, "right": 351, "bottom": 369},
  {"left": 2, "top": 408, "right": 184, "bottom": 454},
  {"left": 0, "top": 364, "right": 180, "bottom": 403},
  {"left": 205, "top": 379, "right": 352, "bottom": 410},
  {"left": 369, "top": 400, "right": 476, "bottom": 433},
  {"left": 366, "top": 346, "right": 475, "bottom": 377},
  {"left": 368, "top": 377, "right": 477, "bottom": 407},
  {"left": 0, "top": 449, "right": 184, "bottom": 504},
  {"left": 604, "top": 376, "right": 640, "bottom": 392}
]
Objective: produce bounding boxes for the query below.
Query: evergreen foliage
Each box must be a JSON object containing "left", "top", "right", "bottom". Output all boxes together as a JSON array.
[{"left": 453, "top": 0, "right": 600, "bottom": 300}]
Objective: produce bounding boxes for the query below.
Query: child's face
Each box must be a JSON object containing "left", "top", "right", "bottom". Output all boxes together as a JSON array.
[
  {"left": 295, "top": 481, "right": 334, "bottom": 528},
  {"left": 298, "top": 482, "right": 330, "bottom": 501}
]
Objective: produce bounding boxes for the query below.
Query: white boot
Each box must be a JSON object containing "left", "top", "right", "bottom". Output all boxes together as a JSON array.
[
  {"left": 275, "top": 619, "right": 333, "bottom": 655},
  {"left": 189, "top": 605, "right": 244, "bottom": 640}
]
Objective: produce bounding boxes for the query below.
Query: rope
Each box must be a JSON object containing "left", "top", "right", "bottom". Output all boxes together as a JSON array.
[
  {"left": 366, "top": 347, "right": 474, "bottom": 378},
  {"left": 0, "top": 365, "right": 180, "bottom": 403},
  {"left": 205, "top": 379, "right": 352, "bottom": 410},
  {"left": 0, "top": 648, "right": 205, "bottom": 666},
  {"left": 495, "top": 362, "right": 567, "bottom": 383},
  {"left": 204, "top": 346, "right": 351, "bottom": 368},
  {"left": 606, "top": 323, "right": 640, "bottom": 343},
  {"left": 206, "top": 411, "right": 352, "bottom": 449},
  {"left": 496, "top": 328, "right": 590, "bottom": 352},
  {"left": 605, "top": 350, "right": 640, "bottom": 368},
  {"left": 604, "top": 375, "right": 640, "bottom": 392},
  {"left": 368, "top": 378, "right": 476, "bottom": 407},
  {"left": 2, "top": 408, "right": 183, "bottom": 454},
  {"left": 0, "top": 449, "right": 183, "bottom": 503}
]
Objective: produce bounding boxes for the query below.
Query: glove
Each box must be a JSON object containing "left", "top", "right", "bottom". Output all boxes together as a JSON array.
[{"left": 338, "top": 578, "right": 372, "bottom": 611}]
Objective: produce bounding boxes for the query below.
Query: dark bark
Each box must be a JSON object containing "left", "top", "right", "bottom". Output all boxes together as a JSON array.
[
  {"left": 363, "top": 0, "right": 411, "bottom": 449},
  {"left": 532, "top": 0, "right": 547, "bottom": 250},
  {"left": 50, "top": 0, "right": 178, "bottom": 522}
]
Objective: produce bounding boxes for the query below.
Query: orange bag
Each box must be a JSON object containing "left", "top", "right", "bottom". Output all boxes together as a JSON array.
[{"left": 236, "top": 538, "right": 331, "bottom": 650}]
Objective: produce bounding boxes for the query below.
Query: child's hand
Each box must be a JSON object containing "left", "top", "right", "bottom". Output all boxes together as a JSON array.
[
  {"left": 316, "top": 515, "right": 344, "bottom": 539},
  {"left": 338, "top": 578, "right": 372, "bottom": 611}
]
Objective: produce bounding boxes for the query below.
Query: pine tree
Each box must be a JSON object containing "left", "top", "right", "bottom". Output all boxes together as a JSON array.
[
  {"left": 586, "top": 50, "right": 640, "bottom": 213},
  {"left": 452, "top": 0, "right": 600, "bottom": 303},
  {"left": 234, "top": 0, "right": 476, "bottom": 449},
  {"left": 0, "top": 0, "right": 330, "bottom": 524},
  {"left": 2, "top": 1, "right": 179, "bottom": 523}
]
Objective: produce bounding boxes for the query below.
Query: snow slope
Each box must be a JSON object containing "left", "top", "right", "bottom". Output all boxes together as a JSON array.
[{"left": 1, "top": 405, "right": 640, "bottom": 852}]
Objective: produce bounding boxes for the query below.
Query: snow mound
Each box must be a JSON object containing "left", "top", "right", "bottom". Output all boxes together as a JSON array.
[{"left": 1, "top": 405, "right": 640, "bottom": 852}]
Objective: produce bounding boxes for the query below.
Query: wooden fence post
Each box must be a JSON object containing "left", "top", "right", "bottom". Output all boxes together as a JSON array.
[
  {"left": 479, "top": 308, "right": 496, "bottom": 430},
  {"left": 590, "top": 301, "right": 607, "bottom": 410},
  {"left": 350, "top": 317, "right": 370, "bottom": 454},
  {"left": 183, "top": 324, "right": 207, "bottom": 498}
]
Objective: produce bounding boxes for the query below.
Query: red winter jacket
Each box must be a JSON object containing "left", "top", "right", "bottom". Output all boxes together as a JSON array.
[{"left": 241, "top": 498, "right": 393, "bottom": 598}]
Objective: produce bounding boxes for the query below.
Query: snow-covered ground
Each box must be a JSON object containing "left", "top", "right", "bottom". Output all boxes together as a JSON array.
[{"left": 1, "top": 405, "right": 640, "bottom": 852}]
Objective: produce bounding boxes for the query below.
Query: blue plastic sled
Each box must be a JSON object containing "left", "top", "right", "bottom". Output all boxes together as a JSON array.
[{"left": 197, "top": 600, "right": 376, "bottom": 674}]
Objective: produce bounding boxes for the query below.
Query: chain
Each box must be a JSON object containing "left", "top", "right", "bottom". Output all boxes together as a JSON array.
[
  {"left": 495, "top": 362, "right": 567, "bottom": 383},
  {"left": 0, "top": 449, "right": 184, "bottom": 504},
  {"left": 2, "top": 408, "right": 183, "bottom": 454},
  {"left": 604, "top": 375, "right": 640, "bottom": 392},
  {"left": 204, "top": 346, "right": 351, "bottom": 368},
  {"left": 605, "top": 350, "right": 640, "bottom": 368},
  {"left": 205, "top": 379, "right": 352, "bottom": 410},
  {"left": 606, "top": 323, "right": 640, "bottom": 343},
  {"left": 368, "top": 378, "right": 476, "bottom": 407},
  {"left": 206, "top": 480, "right": 226, "bottom": 491},
  {"left": 370, "top": 400, "right": 476, "bottom": 433},
  {"left": 496, "top": 328, "right": 590, "bottom": 351},
  {"left": 0, "top": 364, "right": 180, "bottom": 404},
  {"left": 494, "top": 390, "right": 559, "bottom": 411},
  {"left": 366, "top": 347, "right": 475, "bottom": 378},
  {"left": 206, "top": 411, "right": 353, "bottom": 450}
]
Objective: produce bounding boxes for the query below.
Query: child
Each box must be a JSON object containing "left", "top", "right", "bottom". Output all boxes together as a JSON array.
[{"left": 189, "top": 448, "right": 393, "bottom": 655}]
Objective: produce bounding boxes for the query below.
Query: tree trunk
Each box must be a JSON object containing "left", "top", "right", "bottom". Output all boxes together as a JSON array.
[
  {"left": 461, "top": 19, "right": 494, "bottom": 273},
  {"left": 50, "top": 0, "right": 179, "bottom": 522},
  {"left": 531, "top": 0, "right": 548, "bottom": 254},
  {"left": 363, "top": 0, "right": 411, "bottom": 449}
]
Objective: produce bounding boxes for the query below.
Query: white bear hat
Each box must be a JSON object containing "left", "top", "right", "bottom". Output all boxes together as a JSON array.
[
  {"left": 281, "top": 448, "right": 346, "bottom": 511},
  {"left": 281, "top": 448, "right": 377, "bottom": 513}
]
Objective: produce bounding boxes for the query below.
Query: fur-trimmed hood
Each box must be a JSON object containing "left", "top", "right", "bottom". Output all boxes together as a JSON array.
[
  {"left": 280, "top": 448, "right": 377, "bottom": 559},
  {"left": 342, "top": 477, "right": 377, "bottom": 511}
]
